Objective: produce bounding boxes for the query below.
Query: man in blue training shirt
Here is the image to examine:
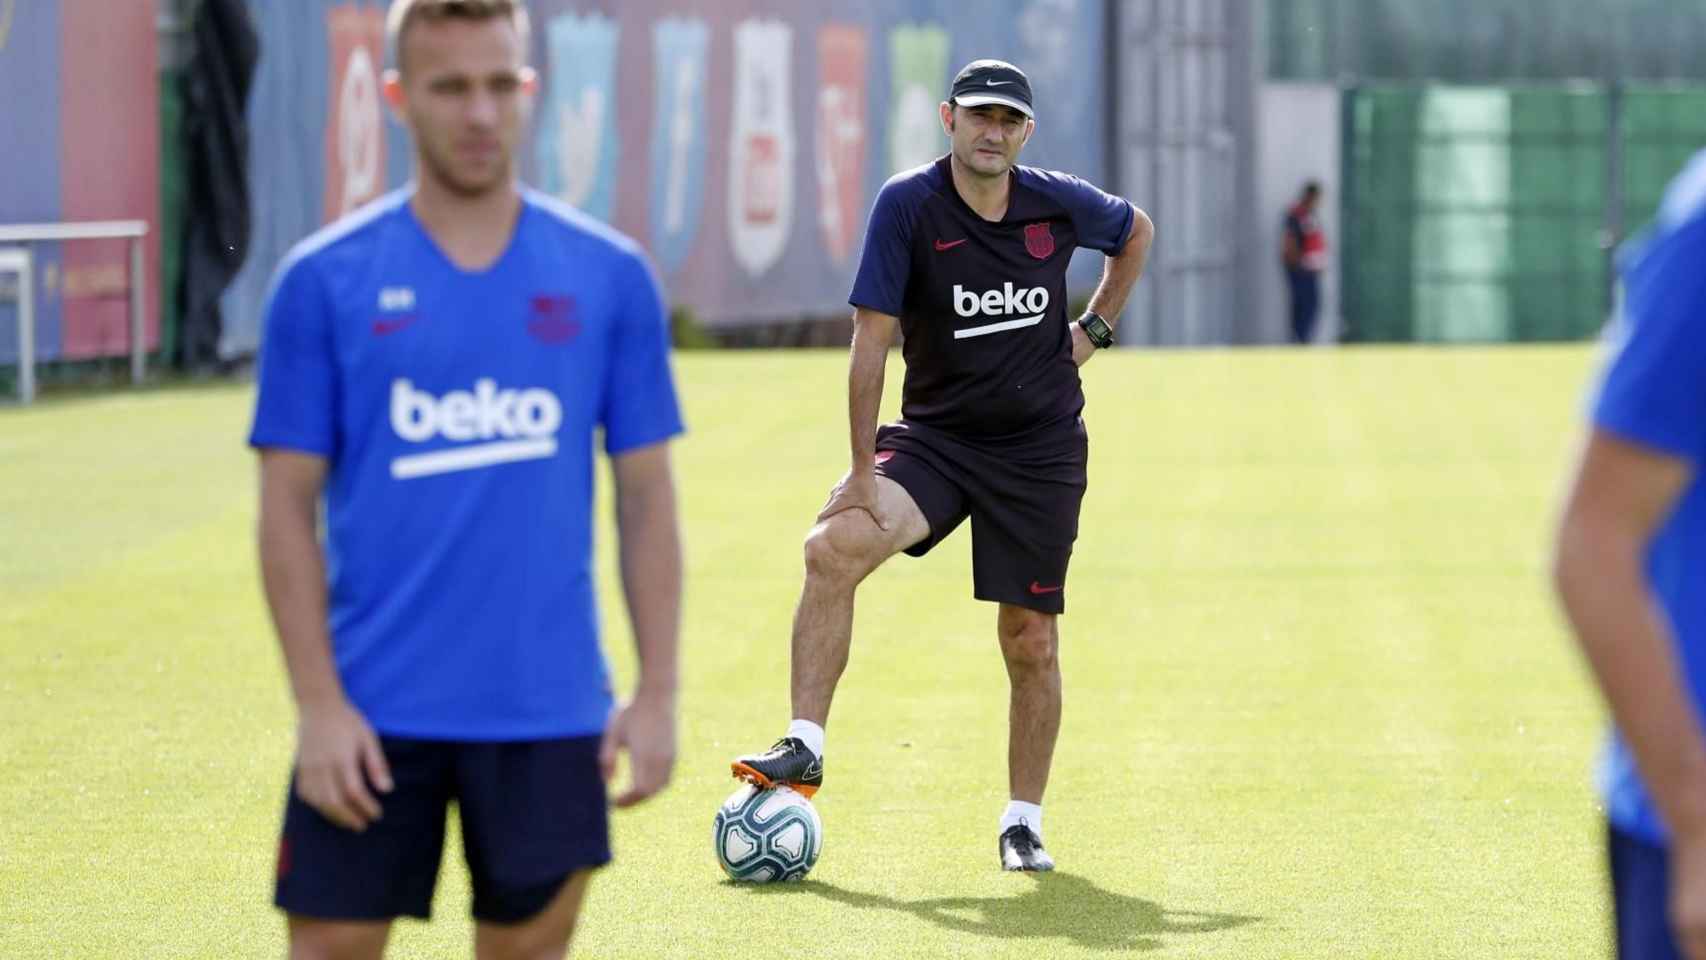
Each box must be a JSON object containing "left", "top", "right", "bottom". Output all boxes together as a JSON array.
[
  {"left": 1555, "top": 149, "right": 1706, "bottom": 960},
  {"left": 249, "top": 2, "right": 683, "bottom": 956},
  {"left": 730, "top": 59, "right": 1155, "bottom": 872}
]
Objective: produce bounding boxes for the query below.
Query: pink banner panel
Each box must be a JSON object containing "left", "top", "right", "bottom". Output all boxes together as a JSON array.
[{"left": 57, "top": 0, "right": 160, "bottom": 360}]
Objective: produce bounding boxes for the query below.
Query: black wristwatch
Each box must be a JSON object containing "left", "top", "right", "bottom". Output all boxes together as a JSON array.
[{"left": 1077, "top": 311, "right": 1114, "bottom": 349}]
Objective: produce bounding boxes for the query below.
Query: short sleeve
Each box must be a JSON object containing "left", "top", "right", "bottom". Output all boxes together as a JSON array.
[
  {"left": 1592, "top": 225, "right": 1706, "bottom": 462},
  {"left": 601, "top": 252, "right": 685, "bottom": 455},
  {"left": 1028, "top": 170, "right": 1135, "bottom": 254},
  {"left": 248, "top": 254, "right": 339, "bottom": 458},
  {"left": 848, "top": 181, "right": 917, "bottom": 316}
]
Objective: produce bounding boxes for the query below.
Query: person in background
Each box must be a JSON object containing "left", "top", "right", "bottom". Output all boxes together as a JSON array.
[{"left": 1282, "top": 180, "right": 1327, "bottom": 344}]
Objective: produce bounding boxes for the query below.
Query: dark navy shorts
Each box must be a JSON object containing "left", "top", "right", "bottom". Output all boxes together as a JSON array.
[
  {"left": 874, "top": 417, "right": 1087, "bottom": 615},
  {"left": 1611, "top": 823, "right": 1683, "bottom": 960},
  {"left": 274, "top": 735, "right": 610, "bottom": 924}
]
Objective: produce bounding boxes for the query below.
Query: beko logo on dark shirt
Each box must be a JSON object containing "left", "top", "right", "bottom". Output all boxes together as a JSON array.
[{"left": 950, "top": 283, "right": 1050, "bottom": 340}]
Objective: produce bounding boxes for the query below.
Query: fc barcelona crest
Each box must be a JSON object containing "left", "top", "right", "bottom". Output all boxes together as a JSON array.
[
  {"left": 527, "top": 295, "right": 581, "bottom": 345},
  {"left": 1024, "top": 222, "right": 1055, "bottom": 260}
]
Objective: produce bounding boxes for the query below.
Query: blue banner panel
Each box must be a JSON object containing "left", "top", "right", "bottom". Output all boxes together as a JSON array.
[
  {"left": 0, "top": 0, "right": 66, "bottom": 365},
  {"left": 648, "top": 18, "right": 710, "bottom": 275},
  {"left": 534, "top": 12, "right": 622, "bottom": 222}
]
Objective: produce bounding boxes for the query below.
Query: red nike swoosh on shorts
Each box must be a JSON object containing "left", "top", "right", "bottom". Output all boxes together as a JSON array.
[
  {"left": 934, "top": 238, "right": 968, "bottom": 251},
  {"left": 1029, "top": 581, "right": 1063, "bottom": 595}
]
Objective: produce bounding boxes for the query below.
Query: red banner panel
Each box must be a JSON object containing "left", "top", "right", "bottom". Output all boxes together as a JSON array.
[
  {"left": 57, "top": 0, "right": 159, "bottom": 360},
  {"left": 323, "top": 5, "right": 388, "bottom": 224},
  {"left": 815, "top": 25, "right": 868, "bottom": 264}
]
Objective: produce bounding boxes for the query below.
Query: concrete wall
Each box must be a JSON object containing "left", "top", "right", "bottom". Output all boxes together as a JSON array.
[
  {"left": 1255, "top": 82, "right": 1340, "bottom": 344},
  {"left": 1112, "top": 0, "right": 1260, "bottom": 346}
]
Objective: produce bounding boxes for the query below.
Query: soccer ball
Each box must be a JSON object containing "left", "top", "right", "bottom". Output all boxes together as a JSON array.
[{"left": 712, "top": 783, "right": 823, "bottom": 882}]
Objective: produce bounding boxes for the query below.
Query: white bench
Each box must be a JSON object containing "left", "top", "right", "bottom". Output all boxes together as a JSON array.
[{"left": 0, "top": 220, "right": 149, "bottom": 404}]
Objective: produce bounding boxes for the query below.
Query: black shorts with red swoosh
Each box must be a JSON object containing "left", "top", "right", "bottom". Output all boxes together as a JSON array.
[{"left": 874, "top": 415, "right": 1087, "bottom": 614}]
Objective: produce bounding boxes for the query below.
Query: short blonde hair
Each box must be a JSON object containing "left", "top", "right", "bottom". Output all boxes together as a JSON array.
[{"left": 386, "top": 0, "right": 530, "bottom": 73}]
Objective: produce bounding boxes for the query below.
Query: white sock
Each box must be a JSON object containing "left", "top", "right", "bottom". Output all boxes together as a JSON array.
[
  {"left": 787, "top": 719, "right": 825, "bottom": 759},
  {"left": 1001, "top": 801, "right": 1044, "bottom": 840}
]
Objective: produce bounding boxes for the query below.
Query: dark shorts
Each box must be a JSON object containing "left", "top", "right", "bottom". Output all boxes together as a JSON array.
[
  {"left": 274, "top": 735, "right": 610, "bottom": 925},
  {"left": 874, "top": 417, "right": 1088, "bottom": 615},
  {"left": 1611, "top": 823, "right": 1683, "bottom": 960}
]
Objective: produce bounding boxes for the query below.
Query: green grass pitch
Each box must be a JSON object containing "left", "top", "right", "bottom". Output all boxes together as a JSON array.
[{"left": 1, "top": 345, "right": 1611, "bottom": 958}]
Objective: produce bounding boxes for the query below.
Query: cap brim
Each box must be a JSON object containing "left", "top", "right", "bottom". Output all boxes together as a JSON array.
[{"left": 952, "top": 93, "right": 1034, "bottom": 118}]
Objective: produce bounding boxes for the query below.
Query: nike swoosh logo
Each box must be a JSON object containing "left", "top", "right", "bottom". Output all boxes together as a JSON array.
[
  {"left": 1029, "top": 581, "right": 1063, "bottom": 595},
  {"left": 371, "top": 315, "right": 418, "bottom": 336},
  {"left": 934, "top": 238, "right": 968, "bottom": 251},
  {"left": 986, "top": 79, "right": 1012, "bottom": 87}
]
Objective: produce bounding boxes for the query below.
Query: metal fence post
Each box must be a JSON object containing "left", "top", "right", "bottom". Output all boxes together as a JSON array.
[
  {"left": 130, "top": 235, "right": 146, "bottom": 385},
  {"left": 1339, "top": 85, "right": 1357, "bottom": 342},
  {"left": 1604, "top": 80, "right": 1625, "bottom": 320},
  {"left": 0, "top": 248, "right": 35, "bottom": 403}
]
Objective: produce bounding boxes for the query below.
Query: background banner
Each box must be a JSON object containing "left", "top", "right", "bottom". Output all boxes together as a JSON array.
[
  {"left": 0, "top": 0, "right": 158, "bottom": 365},
  {"left": 223, "top": 0, "right": 1111, "bottom": 355}
]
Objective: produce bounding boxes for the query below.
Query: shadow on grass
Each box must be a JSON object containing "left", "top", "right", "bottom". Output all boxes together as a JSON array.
[{"left": 738, "top": 870, "right": 1260, "bottom": 952}]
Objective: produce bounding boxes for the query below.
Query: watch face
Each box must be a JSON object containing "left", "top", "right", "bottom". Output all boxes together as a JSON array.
[{"left": 1083, "top": 315, "right": 1112, "bottom": 346}]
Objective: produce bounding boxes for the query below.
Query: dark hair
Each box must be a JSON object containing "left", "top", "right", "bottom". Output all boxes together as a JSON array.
[
  {"left": 386, "top": 0, "right": 530, "bottom": 73},
  {"left": 1302, "top": 180, "right": 1322, "bottom": 198}
]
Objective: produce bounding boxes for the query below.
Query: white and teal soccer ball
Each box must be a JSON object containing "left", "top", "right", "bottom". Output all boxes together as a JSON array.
[{"left": 712, "top": 783, "right": 823, "bottom": 883}]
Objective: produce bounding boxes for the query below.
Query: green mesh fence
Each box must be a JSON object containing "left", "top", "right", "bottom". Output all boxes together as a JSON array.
[
  {"left": 1344, "top": 83, "right": 1706, "bottom": 343},
  {"left": 1343, "top": 88, "right": 1420, "bottom": 342},
  {"left": 1623, "top": 88, "right": 1706, "bottom": 236},
  {"left": 1506, "top": 89, "right": 1608, "bottom": 341}
]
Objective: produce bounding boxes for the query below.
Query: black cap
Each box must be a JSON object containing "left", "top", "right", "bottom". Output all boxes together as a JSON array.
[{"left": 948, "top": 59, "right": 1033, "bottom": 119}]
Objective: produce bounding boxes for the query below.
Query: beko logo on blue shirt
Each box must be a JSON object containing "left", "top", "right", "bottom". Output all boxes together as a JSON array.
[{"left": 388, "top": 378, "right": 563, "bottom": 480}]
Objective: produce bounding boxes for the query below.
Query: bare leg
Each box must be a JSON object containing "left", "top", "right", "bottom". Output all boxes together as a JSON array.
[
  {"left": 473, "top": 869, "right": 593, "bottom": 960},
  {"left": 789, "top": 475, "right": 928, "bottom": 725},
  {"left": 286, "top": 918, "right": 390, "bottom": 960},
  {"left": 998, "top": 604, "right": 1061, "bottom": 804}
]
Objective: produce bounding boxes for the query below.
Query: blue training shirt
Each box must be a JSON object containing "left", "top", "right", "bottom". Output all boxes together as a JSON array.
[
  {"left": 1591, "top": 149, "right": 1706, "bottom": 844},
  {"left": 249, "top": 188, "right": 684, "bottom": 741},
  {"left": 849, "top": 156, "right": 1135, "bottom": 442}
]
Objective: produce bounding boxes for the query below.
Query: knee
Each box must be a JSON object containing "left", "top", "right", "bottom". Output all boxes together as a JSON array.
[
  {"left": 476, "top": 933, "right": 571, "bottom": 960},
  {"left": 475, "top": 912, "right": 577, "bottom": 960},
  {"left": 475, "top": 872, "right": 589, "bottom": 960},
  {"left": 802, "top": 519, "right": 877, "bottom": 586},
  {"left": 288, "top": 922, "right": 388, "bottom": 960},
  {"left": 999, "top": 611, "right": 1057, "bottom": 673}
]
